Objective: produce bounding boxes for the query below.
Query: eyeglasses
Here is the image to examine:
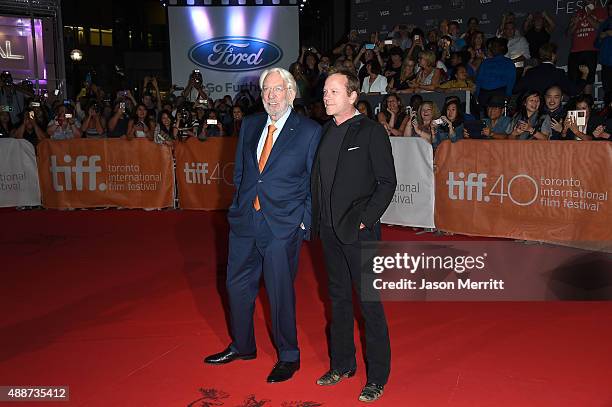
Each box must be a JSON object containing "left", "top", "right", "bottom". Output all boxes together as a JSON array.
[{"left": 262, "top": 86, "right": 287, "bottom": 95}]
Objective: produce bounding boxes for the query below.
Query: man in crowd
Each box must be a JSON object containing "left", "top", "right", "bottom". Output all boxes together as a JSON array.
[
  {"left": 204, "top": 68, "right": 322, "bottom": 384},
  {"left": 567, "top": 0, "right": 607, "bottom": 94},
  {"left": 311, "top": 68, "right": 396, "bottom": 402},
  {"left": 515, "top": 43, "right": 588, "bottom": 96}
]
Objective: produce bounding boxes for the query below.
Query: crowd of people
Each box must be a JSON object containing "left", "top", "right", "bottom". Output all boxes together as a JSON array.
[{"left": 1, "top": 1, "right": 611, "bottom": 151}]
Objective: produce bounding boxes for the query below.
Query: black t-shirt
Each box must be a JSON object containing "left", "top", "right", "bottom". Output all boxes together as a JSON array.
[
  {"left": 525, "top": 29, "right": 550, "bottom": 61},
  {"left": 108, "top": 116, "right": 129, "bottom": 138},
  {"left": 319, "top": 113, "right": 366, "bottom": 226}
]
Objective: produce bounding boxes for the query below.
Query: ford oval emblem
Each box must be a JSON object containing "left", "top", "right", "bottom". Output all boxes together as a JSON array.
[{"left": 188, "top": 36, "right": 283, "bottom": 72}]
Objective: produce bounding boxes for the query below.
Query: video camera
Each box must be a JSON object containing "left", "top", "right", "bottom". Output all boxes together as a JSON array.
[{"left": 1, "top": 71, "right": 13, "bottom": 86}]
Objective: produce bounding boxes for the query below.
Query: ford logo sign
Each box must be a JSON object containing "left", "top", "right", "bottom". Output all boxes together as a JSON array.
[{"left": 188, "top": 36, "right": 283, "bottom": 72}]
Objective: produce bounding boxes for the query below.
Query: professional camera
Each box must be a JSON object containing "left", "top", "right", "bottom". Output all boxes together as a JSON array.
[
  {"left": 176, "top": 105, "right": 199, "bottom": 140},
  {"left": 191, "top": 69, "right": 203, "bottom": 87},
  {"left": 1, "top": 71, "right": 13, "bottom": 86}
]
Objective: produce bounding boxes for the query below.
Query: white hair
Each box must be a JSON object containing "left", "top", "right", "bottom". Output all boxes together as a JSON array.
[{"left": 259, "top": 67, "right": 297, "bottom": 107}]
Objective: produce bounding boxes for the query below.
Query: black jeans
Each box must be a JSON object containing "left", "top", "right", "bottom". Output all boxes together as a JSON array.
[{"left": 320, "top": 223, "right": 391, "bottom": 385}]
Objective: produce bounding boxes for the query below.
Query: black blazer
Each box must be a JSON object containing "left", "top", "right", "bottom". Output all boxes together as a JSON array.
[
  {"left": 311, "top": 115, "right": 397, "bottom": 244},
  {"left": 514, "top": 62, "right": 585, "bottom": 96}
]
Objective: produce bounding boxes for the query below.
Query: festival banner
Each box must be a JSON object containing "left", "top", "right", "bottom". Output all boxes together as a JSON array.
[
  {"left": 382, "top": 137, "right": 435, "bottom": 228},
  {"left": 37, "top": 139, "right": 174, "bottom": 209},
  {"left": 434, "top": 140, "right": 612, "bottom": 251},
  {"left": 174, "top": 137, "right": 237, "bottom": 210},
  {"left": 0, "top": 139, "right": 41, "bottom": 207}
]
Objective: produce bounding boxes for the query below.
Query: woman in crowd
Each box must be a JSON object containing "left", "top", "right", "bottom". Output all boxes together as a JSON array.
[
  {"left": 437, "top": 65, "right": 475, "bottom": 92},
  {"left": 356, "top": 100, "right": 374, "bottom": 120},
  {"left": 523, "top": 12, "right": 555, "bottom": 61},
  {"left": 354, "top": 46, "right": 384, "bottom": 88},
  {"left": 0, "top": 110, "right": 13, "bottom": 138},
  {"left": 361, "top": 60, "right": 388, "bottom": 94},
  {"left": 126, "top": 103, "right": 154, "bottom": 140},
  {"left": 289, "top": 62, "right": 308, "bottom": 99},
  {"left": 404, "top": 100, "right": 440, "bottom": 143},
  {"left": 13, "top": 109, "right": 47, "bottom": 147},
  {"left": 389, "top": 57, "right": 417, "bottom": 93},
  {"left": 509, "top": 90, "right": 551, "bottom": 140},
  {"left": 153, "top": 109, "right": 177, "bottom": 146},
  {"left": 467, "top": 31, "right": 486, "bottom": 72},
  {"left": 406, "top": 29, "right": 426, "bottom": 61},
  {"left": 410, "top": 50, "right": 442, "bottom": 92},
  {"left": 432, "top": 99, "right": 464, "bottom": 148},
  {"left": 562, "top": 94, "right": 606, "bottom": 141},
  {"left": 383, "top": 48, "right": 404, "bottom": 88},
  {"left": 299, "top": 48, "right": 320, "bottom": 99},
  {"left": 471, "top": 95, "right": 513, "bottom": 139},
  {"left": 228, "top": 105, "right": 244, "bottom": 137},
  {"left": 377, "top": 93, "right": 409, "bottom": 136},
  {"left": 47, "top": 104, "right": 81, "bottom": 140},
  {"left": 81, "top": 101, "right": 106, "bottom": 138}
]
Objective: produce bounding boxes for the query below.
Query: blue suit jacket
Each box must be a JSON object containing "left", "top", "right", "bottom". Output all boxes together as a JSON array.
[{"left": 227, "top": 109, "right": 322, "bottom": 240}]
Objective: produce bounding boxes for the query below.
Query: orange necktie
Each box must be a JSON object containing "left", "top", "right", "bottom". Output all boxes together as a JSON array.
[{"left": 253, "top": 123, "right": 276, "bottom": 210}]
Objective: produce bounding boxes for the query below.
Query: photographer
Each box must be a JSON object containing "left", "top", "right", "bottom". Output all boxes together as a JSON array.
[
  {"left": 108, "top": 100, "right": 131, "bottom": 138},
  {"left": 0, "top": 71, "right": 32, "bottom": 125},
  {"left": 13, "top": 109, "right": 46, "bottom": 147},
  {"left": 562, "top": 95, "right": 603, "bottom": 141},
  {"left": 182, "top": 70, "right": 208, "bottom": 102},
  {"left": 142, "top": 76, "right": 162, "bottom": 118},
  {"left": 126, "top": 104, "right": 154, "bottom": 140},
  {"left": 46, "top": 104, "right": 82, "bottom": 140},
  {"left": 199, "top": 110, "right": 224, "bottom": 138},
  {"left": 81, "top": 100, "right": 106, "bottom": 138},
  {"left": 174, "top": 104, "right": 198, "bottom": 140}
]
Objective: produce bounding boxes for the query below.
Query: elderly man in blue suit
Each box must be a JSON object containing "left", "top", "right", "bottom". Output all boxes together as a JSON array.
[{"left": 204, "top": 67, "right": 322, "bottom": 383}]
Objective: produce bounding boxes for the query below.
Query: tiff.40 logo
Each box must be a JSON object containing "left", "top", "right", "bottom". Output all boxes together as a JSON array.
[
  {"left": 50, "top": 155, "right": 106, "bottom": 192},
  {"left": 447, "top": 172, "right": 539, "bottom": 206},
  {"left": 184, "top": 162, "right": 234, "bottom": 186}
]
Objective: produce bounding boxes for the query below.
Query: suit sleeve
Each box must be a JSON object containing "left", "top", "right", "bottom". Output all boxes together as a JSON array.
[
  {"left": 230, "top": 117, "right": 247, "bottom": 208},
  {"left": 361, "top": 123, "right": 397, "bottom": 228},
  {"left": 302, "top": 123, "right": 323, "bottom": 240}
]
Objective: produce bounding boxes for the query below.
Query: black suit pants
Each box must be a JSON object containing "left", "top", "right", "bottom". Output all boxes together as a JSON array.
[{"left": 320, "top": 223, "right": 391, "bottom": 385}]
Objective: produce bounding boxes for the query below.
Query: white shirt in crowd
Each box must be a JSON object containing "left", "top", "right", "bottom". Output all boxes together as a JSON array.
[
  {"left": 505, "top": 34, "right": 531, "bottom": 68},
  {"left": 361, "top": 74, "right": 388, "bottom": 94}
]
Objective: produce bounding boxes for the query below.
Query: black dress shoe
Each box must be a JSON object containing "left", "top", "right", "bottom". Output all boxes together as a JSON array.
[
  {"left": 266, "top": 361, "right": 300, "bottom": 383},
  {"left": 204, "top": 346, "right": 256, "bottom": 364}
]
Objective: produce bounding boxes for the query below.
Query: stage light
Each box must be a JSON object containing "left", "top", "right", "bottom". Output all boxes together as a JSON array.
[
  {"left": 169, "top": 0, "right": 177, "bottom": 4},
  {"left": 186, "top": 0, "right": 194, "bottom": 5},
  {"left": 70, "top": 49, "right": 83, "bottom": 62},
  {"left": 272, "top": 0, "right": 280, "bottom": 4},
  {"left": 255, "top": 0, "right": 264, "bottom": 4},
  {"left": 238, "top": 0, "right": 247, "bottom": 4},
  {"left": 221, "top": 0, "right": 229, "bottom": 4}
]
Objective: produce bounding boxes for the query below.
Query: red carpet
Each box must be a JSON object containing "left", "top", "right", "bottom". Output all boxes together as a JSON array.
[{"left": 1, "top": 209, "right": 611, "bottom": 406}]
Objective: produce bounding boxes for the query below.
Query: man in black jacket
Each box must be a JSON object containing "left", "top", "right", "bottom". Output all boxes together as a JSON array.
[
  {"left": 311, "top": 68, "right": 396, "bottom": 403},
  {"left": 515, "top": 43, "right": 588, "bottom": 96}
]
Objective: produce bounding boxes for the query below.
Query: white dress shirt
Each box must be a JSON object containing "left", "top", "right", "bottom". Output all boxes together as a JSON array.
[{"left": 256, "top": 107, "right": 292, "bottom": 161}]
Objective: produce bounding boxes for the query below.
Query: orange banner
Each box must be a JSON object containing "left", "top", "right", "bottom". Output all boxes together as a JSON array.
[
  {"left": 434, "top": 140, "right": 612, "bottom": 251},
  {"left": 37, "top": 139, "right": 174, "bottom": 209},
  {"left": 174, "top": 137, "right": 237, "bottom": 210}
]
